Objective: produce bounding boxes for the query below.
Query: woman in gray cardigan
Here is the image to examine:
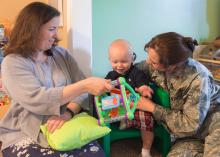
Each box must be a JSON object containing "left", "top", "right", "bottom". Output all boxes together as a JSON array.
[{"left": 0, "top": 2, "right": 112, "bottom": 157}]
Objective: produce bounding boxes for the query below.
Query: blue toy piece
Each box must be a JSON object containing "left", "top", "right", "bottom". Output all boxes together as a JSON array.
[
  {"left": 101, "top": 94, "right": 120, "bottom": 110},
  {"left": 94, "top": 77, "right": 140, "bottom": 126}
]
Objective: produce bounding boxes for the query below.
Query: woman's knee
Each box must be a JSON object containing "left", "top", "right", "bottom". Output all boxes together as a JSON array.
[
  {"left": 204, "top": 127, "right": 220, "bottom": 156},
  {"left": 168, "top": 140, "right": 203, "bottom": 157}
]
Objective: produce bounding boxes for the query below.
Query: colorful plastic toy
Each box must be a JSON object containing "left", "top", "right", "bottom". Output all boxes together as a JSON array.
[
  {"left": 0, "top": 94, "right": 10, "bottom": 106},
  {"left": 94, "top": 77, "right": 140, "bottom": 126}
]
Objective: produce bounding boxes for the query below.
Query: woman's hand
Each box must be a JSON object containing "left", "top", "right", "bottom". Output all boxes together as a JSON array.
[
  {"left": 137, "top": 96, "right": 155, "bottom": 113},
  {"left": 63, "top": 77, "right": 114, "bottom": 104},
  {"left": 46, "top": 111, "right": 72, "bottom": 133},
  {"left": 84, "top": 77, "right": 114, "bottom": 96},
  {"left": 135, "top": 85, "right": 154, "bottom": 98}
]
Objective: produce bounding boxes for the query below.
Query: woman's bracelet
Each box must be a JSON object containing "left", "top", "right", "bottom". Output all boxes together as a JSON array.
[{"left": 66, "top": 108, "right": 75, "bottom": 118}]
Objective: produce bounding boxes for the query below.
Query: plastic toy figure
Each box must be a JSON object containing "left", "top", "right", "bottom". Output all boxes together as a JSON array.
[{"left": 94, "top": 77, "right": 140, "bottom": 126}]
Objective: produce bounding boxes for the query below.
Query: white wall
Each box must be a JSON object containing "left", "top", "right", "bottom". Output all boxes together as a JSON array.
[
  {"left": 64, "top": 0, "right": 92, "bottom": 111},
  {"left": 67, "top": 0, "right": 92, "bottom": 77}
]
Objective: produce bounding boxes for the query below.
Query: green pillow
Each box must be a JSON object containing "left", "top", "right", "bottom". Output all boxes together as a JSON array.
[{"left": 40, "top": 112, "right": 111, "bottom": 151}]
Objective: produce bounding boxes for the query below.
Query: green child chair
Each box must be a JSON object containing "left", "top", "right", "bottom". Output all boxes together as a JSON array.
[{"left": 102, "top": 83, "right": 171, "bottom": 157}]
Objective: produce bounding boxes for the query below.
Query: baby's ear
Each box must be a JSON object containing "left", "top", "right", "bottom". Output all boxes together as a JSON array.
[{"left": 132, "top": 52, "right": 136, "bottom": 61}]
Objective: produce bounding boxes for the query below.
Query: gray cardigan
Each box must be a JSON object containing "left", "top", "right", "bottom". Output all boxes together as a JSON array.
[{"left": 0, "top": 46, "right": 86, "bottom": 150}]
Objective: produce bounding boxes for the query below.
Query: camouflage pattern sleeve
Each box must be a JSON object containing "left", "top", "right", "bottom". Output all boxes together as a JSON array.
[
  {"left": 134, "top": 60, "right": 151, "bottom": 78},
  {"left": 153, "top": 75, "right": 212, "bottom": 138}
]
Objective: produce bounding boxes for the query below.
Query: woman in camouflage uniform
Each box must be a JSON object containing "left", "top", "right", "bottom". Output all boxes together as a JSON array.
[{"left": 136, "top": 32, "right": 220, "bottom": 157}]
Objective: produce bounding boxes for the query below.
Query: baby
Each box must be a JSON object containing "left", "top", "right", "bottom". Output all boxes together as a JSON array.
[{"left": 105, "top": 39, "right": 154, "bottom": 157}]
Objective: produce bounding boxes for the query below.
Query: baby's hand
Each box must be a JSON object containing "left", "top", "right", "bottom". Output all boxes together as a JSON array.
[{"left": 135, "top": 85, "right": 153, "bottom": 99}]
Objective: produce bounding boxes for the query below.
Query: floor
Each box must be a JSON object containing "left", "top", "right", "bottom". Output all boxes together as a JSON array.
[{"left": 111, "top": 138, "right": 162, "bottom": 157}]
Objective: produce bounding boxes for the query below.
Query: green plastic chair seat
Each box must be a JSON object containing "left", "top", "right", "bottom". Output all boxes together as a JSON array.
[{"left": 102, "top": 83, "right": 171, "bottom": 157}]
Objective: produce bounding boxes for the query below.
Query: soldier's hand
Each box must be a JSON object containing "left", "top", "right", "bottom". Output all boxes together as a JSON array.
[
  {"left": 137, "top": 96, "right": 155, "bottom": 112},
  {"left": 135, "top": 85, "right": 153, "bottom": 98}
]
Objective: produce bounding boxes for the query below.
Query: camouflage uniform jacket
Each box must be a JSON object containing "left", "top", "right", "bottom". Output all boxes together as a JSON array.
[{"left": 135, "top": 58, "right": 220, "bottom": 141}]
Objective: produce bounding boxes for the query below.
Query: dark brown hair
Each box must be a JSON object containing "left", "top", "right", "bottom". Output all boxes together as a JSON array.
[
  {"left": 4, "top": 2, "right": 60, "bottom": 57},
  {"left": 144, "top": 32, "right": 198, "bottom": 67}
]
